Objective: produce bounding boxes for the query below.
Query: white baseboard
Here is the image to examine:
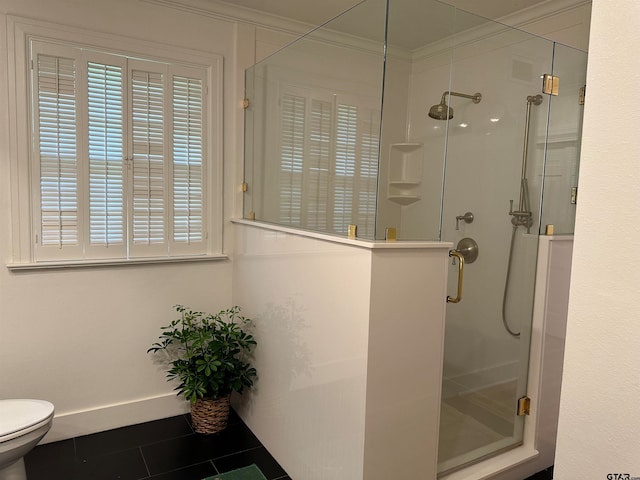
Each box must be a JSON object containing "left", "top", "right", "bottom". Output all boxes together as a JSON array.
[{"left": 41, "top": 393, "right": 191, "bottom": 444}]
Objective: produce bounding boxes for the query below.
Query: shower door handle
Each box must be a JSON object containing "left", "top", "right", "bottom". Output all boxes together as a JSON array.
[{"left": 447, "top": 250, "right": 465, "bottom": 304}]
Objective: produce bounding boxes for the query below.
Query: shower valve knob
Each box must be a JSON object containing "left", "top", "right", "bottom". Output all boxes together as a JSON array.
[{"left": 455, "top": 211, "right": 474, "bottom": 230}]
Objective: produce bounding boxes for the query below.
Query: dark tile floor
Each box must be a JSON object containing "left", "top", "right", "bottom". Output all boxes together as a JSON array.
[
  {"left": 25, "top": 410, "right": 552, "bottom": 480},
  {"left": 525, "top": 466, "right": 554, "bottom": 480},
  {"left": 25, "top": 410, "right": 291, "bottom": 480}
]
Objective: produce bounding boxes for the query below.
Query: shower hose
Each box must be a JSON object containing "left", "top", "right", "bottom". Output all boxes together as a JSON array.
[{"left": 502, "top": 225, "right": 521, "bottom": 338}]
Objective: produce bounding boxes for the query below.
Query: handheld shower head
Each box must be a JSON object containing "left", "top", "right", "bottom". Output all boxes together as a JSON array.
[{"left": 428, "top": 91, "right": 482, "bottom": 120}]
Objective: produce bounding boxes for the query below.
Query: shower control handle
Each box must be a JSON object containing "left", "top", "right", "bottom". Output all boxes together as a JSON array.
[
  {"left": 455, "top": 211, "right": 474, "bottom": 230},
  {"left": 456, "top": 237, "right": 479, "bottom": 264}
]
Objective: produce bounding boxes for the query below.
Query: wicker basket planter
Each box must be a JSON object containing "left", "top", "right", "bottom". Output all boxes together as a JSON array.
[{"left": 191, "top": 395, "right": 231, "bottom": 434}]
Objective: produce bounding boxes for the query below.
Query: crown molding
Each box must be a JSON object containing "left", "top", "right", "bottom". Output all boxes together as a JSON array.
[
  {"left": 140, "top": 0, "right": 589, "bottom": 63},
  {"left": 497, "top": 0, "right": 590, "bottom": 31},
  {"left": 141, "top": 0, "right": 589, "bottom": 38},
  {"left": 140, "top": 0, "right": 316, "bottom": 37},
  {"left": 141, "top": 0, "right": 391, "bottom": 57},
  {"left": 410, "top": 0, "right": 589, "bottom": 62}
]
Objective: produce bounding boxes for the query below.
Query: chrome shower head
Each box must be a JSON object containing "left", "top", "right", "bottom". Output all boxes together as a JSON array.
[{"left": 428, "top": 91, "right": 482, "bottom": 120}]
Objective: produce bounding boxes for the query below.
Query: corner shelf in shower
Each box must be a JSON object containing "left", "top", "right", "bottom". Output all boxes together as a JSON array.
[
  {"left": 388, "top": 194, "right": 421, "bottom": 205},
  {"left": 390, "top": 142, "right": 423, "bottom": 152},
  {"left": 387, "top": 142, "right": 424, "bottom": 206},
  {"left": 389, "top": 180, "right": 421, "bottom": 189}
]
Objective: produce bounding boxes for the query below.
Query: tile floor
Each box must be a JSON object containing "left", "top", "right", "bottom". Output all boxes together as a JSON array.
[
  {"left": 525, "top": 466, "right": 554, "bottom": 480},
  {"left": 24, "top": 410, "right": 290, "bottom": 480},
  {"left": 24, "top": 410, "right": 551, "bottom": 480}
]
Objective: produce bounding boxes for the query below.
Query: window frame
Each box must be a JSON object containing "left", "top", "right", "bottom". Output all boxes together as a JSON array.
[{"left": 6, "top": 16, "right": 223, "bottom": 267}]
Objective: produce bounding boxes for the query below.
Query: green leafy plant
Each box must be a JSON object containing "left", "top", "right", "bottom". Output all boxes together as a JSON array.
[{"left": 148, "top": 305, "right": 257, "bottom": 403}]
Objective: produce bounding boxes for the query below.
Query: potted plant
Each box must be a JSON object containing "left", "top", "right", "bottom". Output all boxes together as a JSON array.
[{"left": 148, "top": 305, "right": 257, "bottom": 434}]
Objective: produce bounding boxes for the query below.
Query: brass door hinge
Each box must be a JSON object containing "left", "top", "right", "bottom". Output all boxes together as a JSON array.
[
  {"left": 579, "top": 85, "right": 586, "bottom": 105},
  {"left": 542, "top": 74, "right": 559, "bottom": 96},
  {"left": 385, "top": 227, "right": 397, "bottom": 242},
  {"left": 242, "top": 182, "right": 248, "bottom": 192},
  {"left": 242, "top": 98, "right": 250, "bottom": 109},
  {"left": 517, "top": 396, "right": 531, "bottom": 416}
]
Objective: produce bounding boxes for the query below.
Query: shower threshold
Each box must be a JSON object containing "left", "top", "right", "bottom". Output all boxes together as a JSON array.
[{"left": 438, "top": 380, "right": 522, "bottom": 476}]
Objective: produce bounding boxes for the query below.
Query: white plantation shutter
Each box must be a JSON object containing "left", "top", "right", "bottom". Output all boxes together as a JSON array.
[
  {"left": 29, "top": 39, "right": 216, "bottom": 263},
  {"left": 172, "top": 74, "right": 204, "bottom": 250},
  {"left": 87, "top": 59, "right": 125, "bottom": 255},
  {"left": 36, "top": 53, "right": 80, "bottom": 255},
  {"left": 129, "top": 65, "right": 167, "bottom": 255},
  {"left": 277, "top": 87, "right": 380, "bottom": 238}
]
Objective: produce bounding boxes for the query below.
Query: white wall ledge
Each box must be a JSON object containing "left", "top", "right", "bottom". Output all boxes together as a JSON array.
[{"left": 232, "top": 219, "right": 452, "bottom": 250}]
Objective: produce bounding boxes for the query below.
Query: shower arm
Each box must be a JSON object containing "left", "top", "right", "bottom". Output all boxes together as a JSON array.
[{"left": 438, "top": 91, "right": 482, "bottom": 104}]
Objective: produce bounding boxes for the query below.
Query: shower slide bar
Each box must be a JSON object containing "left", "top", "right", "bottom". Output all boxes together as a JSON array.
[{"left": 508, "top": 94, "right": 542, "bottom": 233}]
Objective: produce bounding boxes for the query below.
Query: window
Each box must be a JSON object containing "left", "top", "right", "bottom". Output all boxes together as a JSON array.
[
  {"left": 23, "top": 37, "right": 219, "bottom": 263},
  {"left": 277, "top": 88, "right": 380, "bottom": 238}
]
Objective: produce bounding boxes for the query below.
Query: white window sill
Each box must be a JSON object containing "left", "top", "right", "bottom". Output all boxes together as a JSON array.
[{"left": 6, "top": 254, "right": 228, "bottom": 271}]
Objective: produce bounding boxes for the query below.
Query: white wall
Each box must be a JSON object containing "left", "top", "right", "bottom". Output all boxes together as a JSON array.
[
  {"left": 0, "top": 0, "right": 240, "bottom": 440},
  {"left": 364, "top": 246, "right": 448, "bottom": 480},
  {"left": 554, "top": 0, "right": 640, "bottom": 478},
  {"left": 232, "top": 222, "right": 450, "bottom": 480},
  {"left": 232, "top": 224, "right": 372, "bottom": 480}
]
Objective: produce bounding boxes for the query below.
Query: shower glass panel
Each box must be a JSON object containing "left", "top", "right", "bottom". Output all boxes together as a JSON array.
[
  {"left": 243, "top": 0, "right": 587, "bottom": 475},
  {"left": 243, "top": 0, "right": 387, "bottom": 239},
  {"left": 435, "top": 22, "right": 556, "bottom": 477},
  {"left": 378, "top": 1, "right": 487, "bottom": 240},
  {"left": 539, "top": 43, "right": 588, "bottom": 235}
]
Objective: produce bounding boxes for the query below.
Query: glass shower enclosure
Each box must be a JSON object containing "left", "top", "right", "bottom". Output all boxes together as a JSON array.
[{"left": 243, "top": 0, "right": 587, "bottom": 475}]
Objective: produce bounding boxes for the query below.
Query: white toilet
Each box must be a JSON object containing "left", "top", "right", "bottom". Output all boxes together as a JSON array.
[{"left": 0, "top": 399, "right": 54, "bottom": 480}]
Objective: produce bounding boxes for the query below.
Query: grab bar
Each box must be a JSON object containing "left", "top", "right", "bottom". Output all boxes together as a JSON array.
[{"left": 447, "top": 250, "right": 465, "bottom": 304}]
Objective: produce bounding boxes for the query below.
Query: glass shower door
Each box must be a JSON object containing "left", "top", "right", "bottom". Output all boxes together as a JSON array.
[{"left": 434, "top": 19, "right": 555, "bottom": 476}]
